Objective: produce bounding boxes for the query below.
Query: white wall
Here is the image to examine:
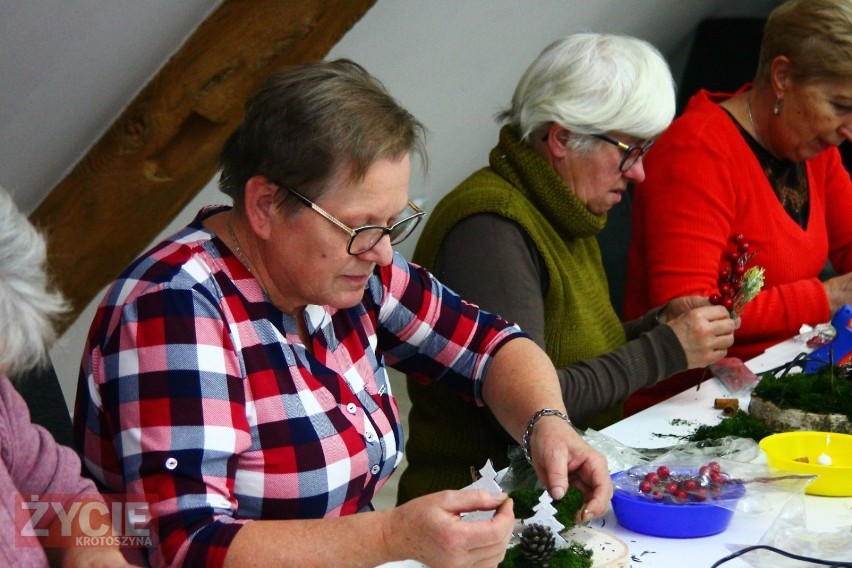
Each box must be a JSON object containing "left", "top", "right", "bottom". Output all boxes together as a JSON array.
[
  {"left": 0, "top": 0, "right": 222, "bottom": 214},
  {"left": 49, "top": 0, "right": 780, "bottom": 410}
]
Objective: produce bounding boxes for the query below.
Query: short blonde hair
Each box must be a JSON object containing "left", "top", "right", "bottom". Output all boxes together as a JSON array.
[
  {"left": 755, "top": 0, "right": 852, "bottom": 86},
  {"left": 0, "top": 187, "right": 67, "bottom": 376}
]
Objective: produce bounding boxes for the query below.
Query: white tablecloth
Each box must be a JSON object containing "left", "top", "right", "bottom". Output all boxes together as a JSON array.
[{"left": 381, "top": 338, "right": 852, "bottom": 567}]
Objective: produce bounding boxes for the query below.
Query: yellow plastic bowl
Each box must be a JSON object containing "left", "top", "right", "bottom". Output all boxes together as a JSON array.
[{"left": 759, "top": 431, "right": 852, "bottom": 496}]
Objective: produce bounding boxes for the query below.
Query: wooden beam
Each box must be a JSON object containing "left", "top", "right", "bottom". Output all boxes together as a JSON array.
[{"left": 30, "top": 0, "right": 376, "bottom": 333}]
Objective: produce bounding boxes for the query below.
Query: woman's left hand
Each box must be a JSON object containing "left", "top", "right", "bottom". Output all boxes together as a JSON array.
[
  {"left": 528, "top": 415, "right": 613, "bottom": 520},
  {"left": 658, "top": 295, "right": 711, "bottom": 322}
]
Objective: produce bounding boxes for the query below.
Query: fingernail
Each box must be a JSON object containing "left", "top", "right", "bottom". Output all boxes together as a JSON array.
[
  {"left": 551, "top": 486, "right": 566, "bottom": 500},
  {"left": 582, "top": 509, "right": 594, "bottom": 521}
]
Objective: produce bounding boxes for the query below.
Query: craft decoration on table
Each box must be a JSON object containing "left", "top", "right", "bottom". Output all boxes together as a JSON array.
[
  {"left": 610, "top": 461, "right": 747, "bottom": 539},
  {"left": 713, "top": 397, "right": 739, "bottom": 416},
  {"left": 633, "top": 461, "right": 733, "bottom": 504},
  {"left": 493, "top": 456, "right": 590, "bottom": 566},
  {"left": 494, "top": 450, "right": 627, "bottom": 567},
  {"left": 708, "top": 233, "right": 765, "bottom": 317},
  {"left": 748, "top": 361, "right": 852, "bottom": 434},
  {"left": 512, "top": 493, "right": 569, "bottom": 566}
]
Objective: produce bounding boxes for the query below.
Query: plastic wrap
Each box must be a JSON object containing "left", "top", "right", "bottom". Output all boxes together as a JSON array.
[
  {"left": 743, "top": 496, "right": 852, "bottom": 566},
  {"left": 710, "top": 357, "right": 760, "bottom": 395},
  {"left": 586, "top": 430, "right": 852, "bottom": 563},
  {"left": 583, "top": 430, "right": 762, "bottom": 473},
  {"left": 612, "top": 453, "right": 814, "bottom": 514}
]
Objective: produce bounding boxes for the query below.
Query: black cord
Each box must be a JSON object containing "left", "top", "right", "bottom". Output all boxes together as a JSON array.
[
  {"left": 760, "top": 351, "right": 822, "bottom": 378},
  {"left": 710, "top": 544, "right": 852, "bottom": 567}
]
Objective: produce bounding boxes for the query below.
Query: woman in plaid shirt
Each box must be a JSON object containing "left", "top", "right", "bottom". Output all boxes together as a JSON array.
[{"left": 73, "top": 59, "right": 611, "bottom": 568}]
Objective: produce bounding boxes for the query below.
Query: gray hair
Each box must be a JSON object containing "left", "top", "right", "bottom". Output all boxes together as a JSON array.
[
  {"left": 0, "top": 187, "right": 67, "bottom": 377},
  {"left": 755, "top": 0, "right": 852, "bottom": 86},
  {"left": 219, "top": 58, "right": 427, "bottom": 212},
  {"left": 498, "top": 33, "right": 676, "bottom": 144}
]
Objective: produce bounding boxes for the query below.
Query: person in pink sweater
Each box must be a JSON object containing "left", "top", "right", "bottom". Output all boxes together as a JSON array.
[
  {"left": 0, "top": 186, "right": 130, "bottom": 567},
  {"left": 624, "top": 0, "right": 852, "bottom": 413}
]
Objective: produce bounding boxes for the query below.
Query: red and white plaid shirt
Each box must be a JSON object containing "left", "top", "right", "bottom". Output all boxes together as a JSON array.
[{"left": 73, "top": 206, "right": 524, "bottom": 567}]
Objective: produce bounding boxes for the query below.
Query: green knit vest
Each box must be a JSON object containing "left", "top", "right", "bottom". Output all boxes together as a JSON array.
[{"left": 397, "top": 126, "right": 626, "bottom": 503}]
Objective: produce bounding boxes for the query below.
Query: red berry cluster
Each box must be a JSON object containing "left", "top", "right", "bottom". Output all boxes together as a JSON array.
[
  {"left": 708, "top": 234, "right": 753, "bottom": 313},
  {"left": 637, "top": 462, "right": 728, "bottom": 503}
]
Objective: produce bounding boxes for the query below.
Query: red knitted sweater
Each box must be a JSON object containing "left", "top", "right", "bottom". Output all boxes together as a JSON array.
[{"left": 623, "top": 88, "right": 852, "bottom": 412}]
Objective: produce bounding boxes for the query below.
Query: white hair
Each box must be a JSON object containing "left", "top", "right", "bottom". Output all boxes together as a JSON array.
[
  {"left": 499, "top": 33, "right": 676, "bottom": 143},
  {"left": 0, "top": 187, "right": 67, "bottom": 376}
]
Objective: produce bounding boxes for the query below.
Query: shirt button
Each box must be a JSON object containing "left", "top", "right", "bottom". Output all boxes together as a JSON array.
[
  {"left": 165, "top": 457, "right": 178, "bottom": 470},
  {"left": 365, "top": 431, "right": 376, "bottom": 443},
  {"left": 346, "top": 403, "right": 357, "bottom": 414},
  {"left": 371, "top": 465, "right": 380, "bottom": 475}
]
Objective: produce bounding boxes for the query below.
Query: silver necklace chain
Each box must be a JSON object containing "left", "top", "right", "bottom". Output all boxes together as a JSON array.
[
  {"left": 746, "top": 94, "right": 762, "bottom": 146},
  {"left": 227, "top": 219, "right": 252, "bottom": 274}
]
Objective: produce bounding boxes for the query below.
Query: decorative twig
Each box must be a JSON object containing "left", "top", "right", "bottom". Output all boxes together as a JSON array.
[{"left": 709, "top": 234, "right": 765, "bottom": 317}]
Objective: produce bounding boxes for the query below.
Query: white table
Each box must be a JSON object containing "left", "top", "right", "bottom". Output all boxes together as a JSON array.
[
  {"left": 381, "top": 338, "right": 852, "bottom": 567},
  {"left": 592, "top": 338, "right": 852, "bottom": 567}
]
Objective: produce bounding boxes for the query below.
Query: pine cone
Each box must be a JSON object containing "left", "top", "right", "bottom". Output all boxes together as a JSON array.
[{"left": 518, "top": 523, "right": 556, "bottom": 565}]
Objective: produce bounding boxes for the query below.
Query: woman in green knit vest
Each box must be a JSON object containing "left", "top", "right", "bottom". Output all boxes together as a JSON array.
[{"left": 398, "top": 33, "right": 739, "bottom": 503}]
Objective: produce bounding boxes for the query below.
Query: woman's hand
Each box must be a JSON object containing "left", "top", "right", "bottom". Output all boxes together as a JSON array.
[
  {"left": 657, "top": 295, "right": 712, "bottom": 322},
  {"left": 823, "top": 272, "right": 852, "bottom": 313},
  {"left": 384, "top": 489, "right": 514, "bottom": 568},
  {"left": 528, "top": 416, "right": 613, "bottom": 521},
  {"left": 665, "top": 304, "right": 736, "bottom": 369}
]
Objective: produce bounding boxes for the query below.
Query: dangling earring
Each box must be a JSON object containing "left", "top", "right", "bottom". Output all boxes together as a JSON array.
[{"left": 774, "top": 97, "right": 783, "bottom": 116}]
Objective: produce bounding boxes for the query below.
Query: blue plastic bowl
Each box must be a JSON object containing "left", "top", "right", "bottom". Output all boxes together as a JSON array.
[{"left": 610, "top": 470, "right": 745, "bottom": 538}]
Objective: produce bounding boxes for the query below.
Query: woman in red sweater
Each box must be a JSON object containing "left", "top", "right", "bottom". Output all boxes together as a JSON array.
[{"left": 624, "top": 0, "right": 852, "bottom": 413}]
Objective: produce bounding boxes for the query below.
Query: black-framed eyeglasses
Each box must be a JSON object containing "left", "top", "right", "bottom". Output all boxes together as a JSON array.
[
  {"left": 594, "top": 134, "right": 655, "bottom": 172},
  {"left": 288, "top": 189, "right": 425, "bottom": 255}
]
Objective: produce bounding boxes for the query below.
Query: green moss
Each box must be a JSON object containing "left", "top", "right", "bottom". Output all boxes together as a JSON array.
[
  {"left": 753, "top": 366, "right": 852, "bottom": 420},
  {"left": 503, "top": 486, "right": 591, "bottom": 567},
  {"left": 501, "top": 541, "right": 593, "bottom": 568},
  {"left": 553, "top": 487, "right": 584, "bottom": 529},
  {"left": 687, "top": 410, "right": 776, "bottom": 442},
  {"left": 509, "top": 486, "right": 584, "bottom": 529},
  {"left": 510, "top": 487, "right": 542, "bottom": 520}
]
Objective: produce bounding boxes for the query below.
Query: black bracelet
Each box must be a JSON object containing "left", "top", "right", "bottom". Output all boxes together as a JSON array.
[{"left": 522, "top": 408, "right": 571, "bottom": 463}]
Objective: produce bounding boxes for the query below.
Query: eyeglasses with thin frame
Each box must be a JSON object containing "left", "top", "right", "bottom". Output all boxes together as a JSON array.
[
  {"left": 594, "top": 134, "right": 655, "bottom": 172},
  {"left": 288, "top": 188, "right": 425, "bottom": 255}
]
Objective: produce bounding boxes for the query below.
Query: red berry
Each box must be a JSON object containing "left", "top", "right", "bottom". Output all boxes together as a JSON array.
[
  {"left": 693, "top": 487, "right": 708, "bottom": 502},
  {"left": 656, "top": 466, "right": 671, "bottom": 479},
  {"left": 734, "top": 264, "right": 746, "bottom": 275},
  {"left": 652, "top": 489, "right": 664, "bottom": 501},
  {"left": 665, "top": 481, "right": 679, "bottom": 494},
  {"left": 698, "top": 465, "right": 711, "bottom": 477},
  {"left": 720, "top": 267, "right": 731, "bottom": 279},
  {"left": 644, "top": 472, "right": 660, "bottom": 485},
  {"left": 708, "top": 461, "right": 722, "bottom": 473},
  {"left": 719, "top": 283, "right": 732, "bottom": 296},
  {"left": 722, "top": 297, "right": 734, "bottom": 310},
  {"left": 738, "top": 242, "right": 750, "bottom": 254},
  {"left": 639, "top": 480, "right": 653, "bottom": 493},
  {"left": 682, "top": 478, "right": 699, "bottom": 491},
  {"left": 709, "top": 293, "right": 722, "bottom": 305},
  {"left": 675, "top": 489, "right": 689, "bottom": 501},
  {"left": 733, "top": 233, "right": 746, "bottom": 244},
  {"left": 710, "top": 471, "right": 725, "bottom": 485}
]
